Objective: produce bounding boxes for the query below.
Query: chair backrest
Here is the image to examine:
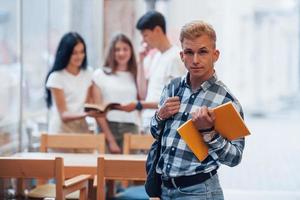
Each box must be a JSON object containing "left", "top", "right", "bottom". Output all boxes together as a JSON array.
[
  {"left": 40, "top": 133, "right": 105, "bottom": 153},
  {"left": 123, "top": 133, "right": 154, "bottom": 154},
  {"left": 0, "top": 157, "right": 62, "bottom": 179},
  {"left": 0, "top": 157, "right": 65, "bottom": 197},
  {"left": 96, "top": 156, "right": 146, "bottom": 200}
]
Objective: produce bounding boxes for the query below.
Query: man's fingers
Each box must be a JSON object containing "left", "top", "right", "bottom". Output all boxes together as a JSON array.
[
  {"left": 208, "top": 109, "right": 216, "bottom": 121},
  {"left": 169, "top": 106, "right": 180, "bottom": 113},
  {"left": 191, "top": 112, "right": 196, "bottom": 120},
  {"left": 164, "top": 99, "right": 180, "bottom": 110},
  {"left": 198, "top": 107, "right": 203, "bottom": 117},
  {"left": 201, "top": 106, "right": 208, "bottom": 115},
  {"left": 166, "top": 96, "right": 180, "bottom": 102},
  {"left": 204, "top": 114, "right": 213, "bottom": 124},
  {"left": 166, "top": 105, "right": 180, "bottom": 113},
  {"left": 167, "top": 101, "right": 180, "bottom": 107},
  {"left": 201, "top": 107, "right": 214, "bottom": 123}
]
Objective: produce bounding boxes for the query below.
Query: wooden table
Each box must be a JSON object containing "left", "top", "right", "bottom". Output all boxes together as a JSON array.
[
  {"left": 4, "top": 152, "right": 147, "bottom": 199},
  {"left": 12, "top": 152, "right": 147, "bottom": 178}
]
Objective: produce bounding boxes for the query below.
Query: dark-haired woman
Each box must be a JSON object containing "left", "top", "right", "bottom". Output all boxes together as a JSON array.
[
  {"left": 45, "top": 32, "right": 100, "bottom": 133},
  {"left": 92, "top": 33, "right": 140, "bottom": 153}
]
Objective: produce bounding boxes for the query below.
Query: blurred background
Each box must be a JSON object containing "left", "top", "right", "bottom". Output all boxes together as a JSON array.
[{"left": 0, "top": 0, "right": 299, "bottom": 199}]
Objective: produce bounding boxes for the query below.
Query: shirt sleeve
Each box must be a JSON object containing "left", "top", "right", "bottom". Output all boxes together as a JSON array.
[
  {"left": 150, "top": 84, "right": 170, "bottom": 139},
  {"left": 207, "top": 100, "right": 245, "bottom": 167},
  {"left": 92, "top": 68, "right": 104, "bottom": 89},
  {"left": 46, "top": 72, "right": 63, "bottom": 89}
]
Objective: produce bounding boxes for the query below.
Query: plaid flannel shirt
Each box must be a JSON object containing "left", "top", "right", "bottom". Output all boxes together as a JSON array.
[{"left": 150, "top": 73, "right": 245, "bottom": 177}]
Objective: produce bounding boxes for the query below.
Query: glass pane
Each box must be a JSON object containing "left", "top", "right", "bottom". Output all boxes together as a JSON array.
[
  {"left": 21, "top": 0, "right": 104, "bottom": 151},
  {"left": 0, "top": 0, "right": 20, "bottom": 155},
  {"left": 22, "top": 0, "right": 49, "bottom": 152}
]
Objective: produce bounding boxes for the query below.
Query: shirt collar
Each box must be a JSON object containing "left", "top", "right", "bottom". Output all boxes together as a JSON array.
[{"left": 183, "top": 72, "right": 218, "bottom": 92}]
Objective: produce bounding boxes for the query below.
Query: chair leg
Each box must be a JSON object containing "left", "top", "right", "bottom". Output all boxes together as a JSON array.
[
  {"left": 56, "top": 189, "right": 64, "bottom": 200},
  {"left": 88, "top": 179, "right": 96, "bottom": 200},
  {"left": 79, "top": 187, "right": 88, "bottom": 200},
  {"left": 107, "top": 180, "right": 115, "bottom": 198},
  {"left": 16, "top": 178, "right": 24, "bottom": 197}
]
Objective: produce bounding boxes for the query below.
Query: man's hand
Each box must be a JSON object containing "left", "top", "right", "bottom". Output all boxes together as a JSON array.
[
  {"left": 139, "top": 42, "right": 150, "bottom": 62},
  {"left": 192, "top": 106, "right": 215, "bottom": 130},
  {"left": 157, "top": 96, "right": 180, "bottom": 120}
]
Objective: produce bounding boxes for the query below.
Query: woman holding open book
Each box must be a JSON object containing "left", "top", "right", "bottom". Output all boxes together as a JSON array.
[
  {"left": 45, "top": 32, "right": 102, "bottom": 134},
  {"left": 92, "top": 33, "right": 140, "bottom": 153}
]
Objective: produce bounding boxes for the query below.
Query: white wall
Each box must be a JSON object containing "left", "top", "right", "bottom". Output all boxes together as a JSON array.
[{"left": 162, "top": 0, "right": 299, "bottom": 113}]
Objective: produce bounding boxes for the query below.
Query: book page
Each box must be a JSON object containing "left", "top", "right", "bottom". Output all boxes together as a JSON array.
[{"left": 84, "top": 103, "right": 121, "bottom": 113}]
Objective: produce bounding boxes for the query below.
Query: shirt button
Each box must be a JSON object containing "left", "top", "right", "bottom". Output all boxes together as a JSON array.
[
  {"left": 167, "top": 164, "right": 171, "bottom": 168},
  {"left": 184, "top": 112, "right": 188, "bottom": 115},
  {"left": 191, "top": 95, "right": 194, "bottom": 98},
  {"left": 171, "top": 147, "right": 175, "bottom": 151}
]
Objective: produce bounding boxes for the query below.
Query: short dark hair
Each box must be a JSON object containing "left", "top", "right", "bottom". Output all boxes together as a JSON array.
[{"left": 136, "top": 10, "right": 166, "bottom": 34}]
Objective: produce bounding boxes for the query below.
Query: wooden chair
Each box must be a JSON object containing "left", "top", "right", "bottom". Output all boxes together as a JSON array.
[
  {"left": 96, "top": 156, "right": 147, "bottom": 200},
  {"left": 122, "top": 133, "right": 154, "bottom": 188},
  {"left": 98, "top": 133, "right": 154, "bottom": 199},
  {"left": 40, "top": 133, "right": 105, "bottom": 153},
  {"left": 28, "top": 133, "right": 105, "bottom": 199},
  {"left": 0, "top": 157, "right": 90, "bottom": 200},
  {"left": 123, "top": 133, "right": 155, "bottom": 154}
]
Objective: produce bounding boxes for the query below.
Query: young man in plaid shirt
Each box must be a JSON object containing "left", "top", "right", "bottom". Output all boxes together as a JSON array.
[{"left": 150, "top": 20, "right": 245, "bottom": 200}]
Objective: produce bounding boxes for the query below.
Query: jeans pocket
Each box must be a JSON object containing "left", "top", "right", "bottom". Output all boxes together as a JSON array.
[{"left": 177, "top": 183, "right": 207, "bottom": 196}]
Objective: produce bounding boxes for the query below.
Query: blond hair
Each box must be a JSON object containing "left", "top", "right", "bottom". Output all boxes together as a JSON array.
[{"left": 180, "top": 20, "right": 216, "bottom": 48}]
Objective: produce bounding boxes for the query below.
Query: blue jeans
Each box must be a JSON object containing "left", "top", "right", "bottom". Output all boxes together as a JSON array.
[{"left": 161, "top": 174, "right": 224, "bottom": 200}]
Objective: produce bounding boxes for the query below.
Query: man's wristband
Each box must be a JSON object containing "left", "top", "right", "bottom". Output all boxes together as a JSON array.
[
  {"left": 199, "top": 126, "right": 215, "bottom": 133},
  {"left": 155, "top": 111, "right": 164, "bottom": 123},
  {"left": 135, "top": 101, "right": 143, "bottom": 111}
]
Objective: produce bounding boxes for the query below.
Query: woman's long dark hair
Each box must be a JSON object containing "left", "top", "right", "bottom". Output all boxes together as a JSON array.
[
  {"left": 45, "top": 32, "right": 87, "bottom": 108},
  {"left": 104, "top": 33, "right": 137, "bottom": 82}
]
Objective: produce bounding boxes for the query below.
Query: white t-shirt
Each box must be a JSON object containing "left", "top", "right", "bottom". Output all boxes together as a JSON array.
[
  {"left": 142, "top": 45, "right": 186, "bottom": 130},
  {"left": 46, "top": 68, "right": 93, "bottom": 132},
  {"left": 92, "top": 68, "right": 140, "bottom": 125}
]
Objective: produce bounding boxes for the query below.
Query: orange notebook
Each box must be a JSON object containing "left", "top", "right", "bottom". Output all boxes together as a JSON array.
[{"left": 177, "top": 102, "right": 250, "bottom": 161}]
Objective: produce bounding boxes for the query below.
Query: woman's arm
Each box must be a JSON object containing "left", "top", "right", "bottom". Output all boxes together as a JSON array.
[
  {"left": 91, "top": 83, "right": 121, "bottom": 153},
  {"left": 51, "top": 88, "right": 87, "bottom": 122},
  {"left": 95, "top": 117, "right": 121, "bottom": 153},
  {"left": 85, "top": 85, "right": 94, "bottom": 103}
]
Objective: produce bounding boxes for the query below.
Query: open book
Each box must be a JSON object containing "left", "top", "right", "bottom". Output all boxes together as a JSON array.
[
  {"left": 84, "top": 103, "right": 121, "bottom": 113},
  {"left": 177, "top": 102, "right": 250, "bottom": 161}
]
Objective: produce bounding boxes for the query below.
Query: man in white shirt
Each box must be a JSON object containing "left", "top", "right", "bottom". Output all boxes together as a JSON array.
[{"left": 135, "top": 11, "right": 186, "bottom": 133}]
